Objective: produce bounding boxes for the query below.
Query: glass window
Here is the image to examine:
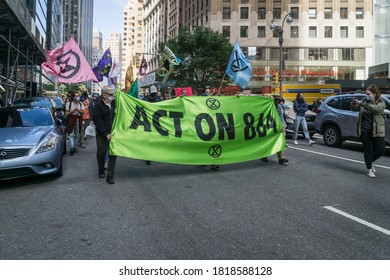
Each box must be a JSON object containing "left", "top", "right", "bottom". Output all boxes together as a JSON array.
[
  {"left": 342, "top": 48, "right": 351, "bottom": 60},
  {"left": 273, "top": 8, "right": 281, "bottom": 19},
  {"left": 356, "top": 26, "right": 364, "bottom": 38},
  {"left": 257, "top": 26, "right": 265, "bottom": 37},
  {"left": 309, "top": 26, "right": 317, "bottom": 38},
  {"left": 340, "top": 97, "right": 353, "bottom": 111},
  {"left": 324, "top": 8, "right": 332, "bottom": 19},
  {"left": 240, "top": 7, "right": 249, "bottom": 19},
  {"left": 222, "top": 26, "right": 230, "bottom": 37},
  {"left": 258, "top": 8, "right": 266, "bottom": 19},
  {"left": 325, "top": 26, "right": 333, "bottom": 38},
  {"left": 291, "top": 26, "right": 298, "bottom": 38},
  {"left": 356, "top": 8, "right": 364, "bottom": 19},
  {"left": 353, "top": 48, "right": 365, "bottom": 61},
  {"left": 340, "top": 26, "right": 348, "bottom": 38},
  {"left": 327, "top": 97, "right": 341, "bottom": 109},
  {"left": 340, "top": 8, "right": 348, "bottom": 19},
  {"left": 287, "top": 48, "right": 300, "bottom": 61},
  {"left": 309, "top": 8, "right": 317, "bottom": 19},
  {"left": 291, "top": 7, "right": 299, "bottom": 19},
  {"left": 256, "top": 47, "right": 264, "bottom": 60},
  {"left": 240, "top": 26, "right": 248, "bottom": 37},
  {"left": 223, "top": 7, "right": 231, "bottom": 19}
]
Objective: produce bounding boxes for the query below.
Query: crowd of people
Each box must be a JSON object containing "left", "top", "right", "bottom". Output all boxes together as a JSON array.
[{"left": 60, "top": 83, "right": 385, "bottom": 183}]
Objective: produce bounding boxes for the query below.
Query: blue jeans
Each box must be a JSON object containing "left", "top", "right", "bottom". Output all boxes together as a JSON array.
[{"left": 293, "top": 115, "right": 310, "bottom": 140}]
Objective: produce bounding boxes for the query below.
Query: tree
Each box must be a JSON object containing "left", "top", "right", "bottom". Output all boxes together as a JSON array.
[{"left": 163, "top": 27, "right": 233, "bottom": 94}]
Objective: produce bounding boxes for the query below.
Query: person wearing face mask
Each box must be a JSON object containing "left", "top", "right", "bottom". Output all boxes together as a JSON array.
[
  {"left": 204, "top": 86, "right": 211, "bottom": 96},
  {"left": 143, "top": 85, "right": 162, "bottom": 102},
  {"left": 292, "top": 92, "right": 315, "bottom": 146},
  {"left": 93, "top": 86, "right": 117, "bottom": 184},
  {"left": 65, "top": 91, "right": 84, "bottom": 155},
  {"left": 351, "top": 84, "right": 386, "bottom": 178}
]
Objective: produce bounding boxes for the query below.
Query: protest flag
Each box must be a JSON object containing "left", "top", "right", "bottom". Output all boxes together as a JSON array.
[
  {"left": 137, "top": 55, "right": 148, "bottom": 81},
  {"left": 225, "top": 39, "right": 252, "bottom": 89},
  {"left": 92, "top": 48, "right": 112, "bottom": 82},
  {"left": 41, "top": 36, "right": 97, "bottom": 83}
]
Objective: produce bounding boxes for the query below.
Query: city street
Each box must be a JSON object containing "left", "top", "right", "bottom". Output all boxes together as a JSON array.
[{"left": 0, "top": 135, "right": 389, "bottom": 260}]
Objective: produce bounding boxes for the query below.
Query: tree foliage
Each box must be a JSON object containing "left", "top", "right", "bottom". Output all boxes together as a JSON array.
[{"left": 163, "top": 27, "right": 232, "bottom": 94}]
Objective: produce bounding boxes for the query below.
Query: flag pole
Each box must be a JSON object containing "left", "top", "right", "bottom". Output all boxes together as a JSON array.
[{"left": 218, "top": 73, "right": 226, "bottom": 95}]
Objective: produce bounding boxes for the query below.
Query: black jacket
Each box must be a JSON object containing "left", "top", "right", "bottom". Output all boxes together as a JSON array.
[{"left": 93, "top": 100, "right": 116, "bottom": 138}]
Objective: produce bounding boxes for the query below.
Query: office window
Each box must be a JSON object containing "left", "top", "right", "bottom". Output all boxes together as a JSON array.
[
  {"left": 353, "top": 48, "right": 365, "bottom": 61},
  {"left": 222, "top": 26, "right": 230, "bottom": 37},
  {"left": 356, "top": 8, "right": 364, "bottom": 19},
  {"left": 325, "top": 26, "right": 332, "bottom": 38},
  {"left": 340, "top": 8, "right": 348, "bottom": 19},
  {"left": 291, "top": 26, "right": 298, "bottom": 38},
  {"left": 340, "top": 26, "right": 348, "bottom": 38},
  {"left": 258, "top": 8, "right": 266, "bottom": 19},
  {"left": 273, "top": 8, "right": 281, "bottom": 19},
  {"left": 291, "top": 7, "right": 299, "bottom": 19},
  {"left": 223, "top": 7, "right": 231, "bottom": 19},
  {"left": 309, "top": 8, "right": 317, "bottom": 19},
  {"left": 356, "top": 26, "right": 364, "bottom": 38},
  {"left": 256, "top": 47, "right": 264, "bottom": 60},
  {"left": 257, "top": 26, "right": 265, "bottom": 38},
  {"left": 241, "top": 7, "right": 249, "bottom": 19},
  {"left": 324, "top": 8, "right": 332, "bottom": 19},
  {"left": 240, "top": 26, "right": 248, "bottom": 37},
  {"left": 309, "top": 26, "right": 317, "bottom": 38},
  {"left": 342, "top": 48, "right": 351, "bottom": 60}
]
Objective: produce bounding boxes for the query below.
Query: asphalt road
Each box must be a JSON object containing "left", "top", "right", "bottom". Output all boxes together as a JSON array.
[{"left": 0, "top": 135, "right": 389, "bottom": 260}]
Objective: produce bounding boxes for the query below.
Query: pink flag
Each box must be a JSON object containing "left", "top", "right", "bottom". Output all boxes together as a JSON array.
[{"left": 41, "top": 36, "right": 98, "bottom": 83}]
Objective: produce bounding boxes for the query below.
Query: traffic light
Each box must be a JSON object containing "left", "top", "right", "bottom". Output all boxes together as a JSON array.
[{"left": 273, "top": 73, "right": 279, "bottom": 85}]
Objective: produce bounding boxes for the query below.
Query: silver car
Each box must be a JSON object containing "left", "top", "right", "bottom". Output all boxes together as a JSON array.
[
  {"left": 315, "top": 94, "right": 390, "bottom": 147},
  {"left": 0, "top": 107, "right": 65, "bottom": 180}
]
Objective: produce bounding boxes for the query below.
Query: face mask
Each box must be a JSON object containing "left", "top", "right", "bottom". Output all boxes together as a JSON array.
[
  {"left": 365, "top": 95, "right": 373, "bottom": 102},
  {"left": 150, "top": 92, "right": 157, "bottom": 98},
  {"left": 76, "top": 97, "right": 80, "bottom": 102},
  {"left": 108, "top": 96, "right": 115, "bottom": 102}
]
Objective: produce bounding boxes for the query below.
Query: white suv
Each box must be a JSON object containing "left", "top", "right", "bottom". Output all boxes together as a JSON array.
[{"left": 314, "top": 94, "right": 390, "bottom": 147}]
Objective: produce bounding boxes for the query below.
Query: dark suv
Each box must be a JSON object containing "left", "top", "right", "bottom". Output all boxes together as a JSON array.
[{"left": 314, "top": 94, "right": 390, "bottom": 147}]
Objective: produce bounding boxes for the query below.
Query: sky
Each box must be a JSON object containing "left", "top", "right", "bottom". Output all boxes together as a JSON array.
[{"left": 93, "top": 0, "right": 127, "bottom": 41}]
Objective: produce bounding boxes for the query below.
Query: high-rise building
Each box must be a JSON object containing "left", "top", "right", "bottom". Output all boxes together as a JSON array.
[
  {"left": 104, "top": 33, "right": 123, "bottom": 84},
  {"left": 142, "top": 0, "right": 377, "bottom": 90},
  {"left": 122, "top": 0, "right": 145, "bottom": 86},
  {"left": 93, "top": 28, "right": 103, "bottom": 49}
]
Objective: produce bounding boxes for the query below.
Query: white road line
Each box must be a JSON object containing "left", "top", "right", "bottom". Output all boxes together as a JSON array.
[
  {"left": 324, "top": 206, "right": 390, "bottom": 236},
  {"left": 288, "top": 146, "right": 390, "bottom": 170}
]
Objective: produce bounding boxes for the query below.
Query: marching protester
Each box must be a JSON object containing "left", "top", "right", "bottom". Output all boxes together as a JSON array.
[
  {"left": 351, "top": 84, "right": 386, "bottom": 178},
  {"left": 93, "top": 86, "right": 117, "bottom": 184},
  {"left": 292, "top": 92, "right": 316, "bottom": 145},
  {"left": 261, "top": 95, "right": 288, "bottom": 164},
  {"left": 65, "top": 91, "right": 84, "bottom": 155},
  {"left": 79, "top": 89, "right": 91, "bottom": 148}
]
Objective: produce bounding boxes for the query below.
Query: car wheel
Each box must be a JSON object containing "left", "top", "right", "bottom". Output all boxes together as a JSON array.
[{"left": 323, "top": 125, "right": 341, "bottom": 147}]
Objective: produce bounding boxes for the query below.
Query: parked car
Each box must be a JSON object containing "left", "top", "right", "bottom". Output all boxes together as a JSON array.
[
  {"left": 13, "top": 96, "right": 58, "bottom": 114},
  {"left": 0, "top": 106, "right": 66, "bottom": 180},
  {"left": 283, "top": 99, "right": 317, "bottom": 138},
  {"left": 315, "top": 94, "right": 390, "bottom": 147}
]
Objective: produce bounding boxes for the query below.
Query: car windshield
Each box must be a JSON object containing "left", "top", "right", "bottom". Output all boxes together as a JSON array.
[{"left": 0, "top": 108, "right": 53, "bottom": 128}]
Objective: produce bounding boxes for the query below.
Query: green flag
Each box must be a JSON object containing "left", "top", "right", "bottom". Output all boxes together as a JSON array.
[
  {"left": 127, "top": 78, "right": 138, "bottom": 98},
  {"left": 110, "top": 91, "right": 286, "bottom": 165}
]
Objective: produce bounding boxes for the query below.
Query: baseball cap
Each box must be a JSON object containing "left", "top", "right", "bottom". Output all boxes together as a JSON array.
[
  {"left": 150, "top": 85, "right": 157, "bottom": 93},
  {"left": 101, "top": 86, "right": 115, "bottom": 95}
]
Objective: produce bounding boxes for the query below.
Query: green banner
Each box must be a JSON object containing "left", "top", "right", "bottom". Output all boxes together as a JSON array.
[{"left": 110, "top": 91, "right": 286, "bottom": 165}]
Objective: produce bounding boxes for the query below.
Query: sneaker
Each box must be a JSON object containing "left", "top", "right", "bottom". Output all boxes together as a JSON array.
[
  {"left": 308, "top": 140, "right": 316, "bottom": 146},
  {"left": 80, "top": 143, "right": 86, "bottom": 148},
  {"left": 278, "top": 158, "right": 289, "bottom": 164},
  {"left": 261, "top": 157, "right": 269, "bottom": 162},
  {"left": 104, "top": 161, "right": 108, "bottom": 170},
  {"left": 367, "top": 169, "right": 376, "bottom": 178},
  {"left": 210, "top": 165, "right": 219, "bottom": 171},
  {"left": 294, "top": 140, "right": 298, "bottom": 145},
  {"left": 372, "top": 165, "right": 376, "bottom": 173}
]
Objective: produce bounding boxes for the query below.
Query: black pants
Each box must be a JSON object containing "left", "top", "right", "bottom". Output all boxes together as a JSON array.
[
  {"left": 96, "top": 133, "right": 117, "bottom": 178},
  {"left": 360, "top": 132, "right": 385, "bottom": 169}
]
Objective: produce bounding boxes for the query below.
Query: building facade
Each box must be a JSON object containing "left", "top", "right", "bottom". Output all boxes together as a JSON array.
[
  {"left": 122, "top": 0, "right": 145, "bottom": 85},
  {"left": 104, "top": 33, "right": 123, "bottom": 84}
]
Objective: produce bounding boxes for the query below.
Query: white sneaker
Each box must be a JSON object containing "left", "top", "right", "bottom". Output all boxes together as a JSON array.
[
  {"left": 367, "top": 169, "right": 376, "bottom": 178},
  {"left": 308, "top": 140, "right": 316, "bottom": 145},
  {"left": 372, "top": 165, "right": 376, "bottom": 173},
  {"left": 294, "top": 140, "right": 298, "bottom": 145}
]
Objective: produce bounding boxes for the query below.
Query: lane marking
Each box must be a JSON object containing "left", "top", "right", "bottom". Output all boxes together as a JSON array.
[
  {"left": 288, "top": 146, "right": 390, "bottom": 170},
  {"left": 324, "top": 206, "right": 390, "bottom": 236}
]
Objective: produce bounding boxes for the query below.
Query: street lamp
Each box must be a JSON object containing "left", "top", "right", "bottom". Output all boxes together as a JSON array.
[{"left": 269, "top": 12, "right": 293, "bottom": 97}]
